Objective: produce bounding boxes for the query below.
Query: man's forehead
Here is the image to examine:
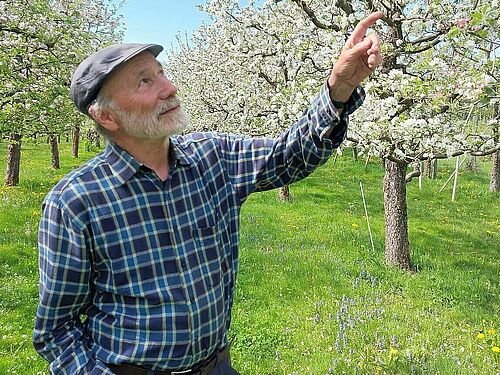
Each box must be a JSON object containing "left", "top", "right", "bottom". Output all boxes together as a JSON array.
[
  {"left": 120, "top": 51, "right": 161, "bottom": 76},
  {"left": 103, "top": 51, "right": 160, "bottom": 90}
]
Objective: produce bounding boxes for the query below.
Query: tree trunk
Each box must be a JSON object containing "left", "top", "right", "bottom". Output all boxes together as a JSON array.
[
  {"left": 490, "top": 150, "right": 499, "bottom": 192},
  {"left": 490, "top": 103, "right": 499, "bottom": 192},
  {"left": 5, "top": 133, "right": 22, "bottom": 187},
  {"left": 72, "top": 124, "right": 80, "bottom": 158},
  {"left": 383, "top": 160, "right": 413, "bottom": 271},
  {"left": 465, "top": 156, "right": 478, "bottom": 173},
  {"left": 431, "top": 159, "right": 438, "bottom": 179},
  {"left": 424, "top": 159, "right": 432, "bottom": 178},
  {"left": 278, "top": 185, "right": 292, "bottom": 202},
  {"left": 49, "top": 134, "right": 60, "bottom": 169}
]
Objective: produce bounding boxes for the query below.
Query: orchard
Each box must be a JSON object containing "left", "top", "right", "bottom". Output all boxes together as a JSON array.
[
  {"left": 167, "top": 0, "right": 499, "bottom": 270},
  {"left": 0, "top": 1, "right": 498, "bottom": 373},
  {"left": 0, "top": 0, "right": 123, "bottom": 185}
]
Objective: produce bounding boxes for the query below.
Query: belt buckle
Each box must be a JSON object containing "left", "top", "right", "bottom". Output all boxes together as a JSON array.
[{"left": 171, "top": 370, "right": 193, "bottom": 375}]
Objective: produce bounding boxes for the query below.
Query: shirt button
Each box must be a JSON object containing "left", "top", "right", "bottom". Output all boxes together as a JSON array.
[{"left": 180, "top": 260, "right": 187, "bottom": 268}]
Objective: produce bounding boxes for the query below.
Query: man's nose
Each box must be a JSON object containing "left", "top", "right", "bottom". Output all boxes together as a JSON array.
[{"left": 158, "top": 76, "right": 177, "bottom": 100}]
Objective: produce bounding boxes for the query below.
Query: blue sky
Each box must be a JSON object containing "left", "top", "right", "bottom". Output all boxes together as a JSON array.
[
  {"left": 118, "top": 1, "right": 210, "bottom": 59},
  {"left": 117, "top": 1, "right": 262, "bottom": 60}
]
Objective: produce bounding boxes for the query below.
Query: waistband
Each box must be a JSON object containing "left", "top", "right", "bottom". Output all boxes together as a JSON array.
[{"left": 108, "top": 343, "right": 231, "bottom": 375}]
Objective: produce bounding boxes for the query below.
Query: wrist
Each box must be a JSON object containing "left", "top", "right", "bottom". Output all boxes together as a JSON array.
[{"left": 327, "top": 76, "right": 356, "bottom": 103}]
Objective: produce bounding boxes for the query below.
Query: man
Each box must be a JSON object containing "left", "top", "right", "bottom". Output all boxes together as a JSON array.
[{"left": 33, "top": 12, "right": 383, "bottom": 375}]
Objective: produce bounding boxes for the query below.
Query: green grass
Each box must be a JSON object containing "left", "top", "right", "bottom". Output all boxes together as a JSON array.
[{"left": 0, "top": 142, "right": 498, "bottom": 374}]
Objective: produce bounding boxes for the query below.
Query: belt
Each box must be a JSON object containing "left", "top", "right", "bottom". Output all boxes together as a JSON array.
[{"left": 108, "top": 344, "right": 231, "bottom": 375}]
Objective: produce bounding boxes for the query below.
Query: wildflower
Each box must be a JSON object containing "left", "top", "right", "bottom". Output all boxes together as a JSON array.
[
  {"left": 492, "top": 346, "right": 500, "bottom": 353},
  {"left": 351, "top": 223, "right": 359, "bottom": 229},
  {"left": 391, "top": 334, "right": 398, "bottom": 346},
  {"left": 488, "top": 328, "right": 495, "bottom": 335},
  {"left": 477, "top": 332, "right": 485, "bottom": 339},
  {"left": 390, "top": 347, "right": 399, "bottom": 356}
]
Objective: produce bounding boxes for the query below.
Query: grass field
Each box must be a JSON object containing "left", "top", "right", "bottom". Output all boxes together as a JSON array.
[{"left": 0, "top": 141, "right": 498, "bottom": 374}]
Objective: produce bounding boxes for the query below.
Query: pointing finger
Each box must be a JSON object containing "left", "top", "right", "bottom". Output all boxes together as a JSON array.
[{"left": 350, "top": 11, "right": 383, "bottom": 44}]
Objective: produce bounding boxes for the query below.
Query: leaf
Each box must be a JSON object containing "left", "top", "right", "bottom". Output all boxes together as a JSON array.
[
  {"left": 470, "top": 12, "right": 483, "bottom": 26},
  {"left": 476, "top": 30, "right": 488, "bottom": 39},
  {"left": 447, "top": 26, "right": 460, "bottom": 39}
]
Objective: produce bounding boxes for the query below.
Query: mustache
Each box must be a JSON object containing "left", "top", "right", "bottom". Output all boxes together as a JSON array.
[{"left": 156, "top": 96, "right": 181, "bottom": 117}]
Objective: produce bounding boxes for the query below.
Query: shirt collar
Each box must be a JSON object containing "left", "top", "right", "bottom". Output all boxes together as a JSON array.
[
  {"left": 103, "top": 137, "right": 196, "bottom": 185},
  {"left": 103, "top": 142, "right": 142, "bottom": 185},
  {"left": 170, "top": 136, "right": 196, "bottom": 166}
]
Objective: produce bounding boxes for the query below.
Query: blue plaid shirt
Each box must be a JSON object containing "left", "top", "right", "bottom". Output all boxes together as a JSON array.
[{"left": 33, "top": 83, "right": 364, "bottom": 374}]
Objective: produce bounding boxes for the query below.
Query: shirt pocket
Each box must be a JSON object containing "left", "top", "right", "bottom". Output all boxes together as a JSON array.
[{"left": 192, "top": 218, "right": 224, "bottom": 289}]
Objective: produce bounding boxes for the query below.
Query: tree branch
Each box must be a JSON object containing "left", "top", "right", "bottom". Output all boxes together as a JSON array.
[
  {"left": 336, "top": 0, "right": 353, "bottom": 16},
  {"left": 409, "top": 28, "right": 448, "bottom": 45},
  {"left": 402, "top": 38, "right": 441, "bottom": 54},
  {"left": 258, "top": 71, "right": 278, "bottom": 89},
  {"left": 405, "top": 170, "right": 420, "bottom": 182},
  {"left": 290, "top": 0, "right": 341, "bottom": 31}
]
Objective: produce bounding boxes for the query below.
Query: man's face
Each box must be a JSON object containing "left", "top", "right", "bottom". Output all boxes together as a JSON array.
[{"left": 101, "top": 51, "right": 188, "bottom": 139}]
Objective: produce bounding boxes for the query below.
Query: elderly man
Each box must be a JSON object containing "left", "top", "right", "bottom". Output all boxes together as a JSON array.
[{"left": 33, "top": 12, "right": 383, "bottom": 375}]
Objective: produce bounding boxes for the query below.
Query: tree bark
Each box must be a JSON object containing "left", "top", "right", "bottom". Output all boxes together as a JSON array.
[
  {"left": 465, "top": 156, "right": 478, "bottom": 173},
  {"left": 490, "top": 150, "right": 499, "bottom": 192},
  {"left": 49, "top": 134, "right": 60, "bottom": 169},
  {"left": 72, "top": 124, "right": 80, "bottom": 158},
  {"left": 432, "top": 159, "right": 438, "bottom": 179},
  {"left": 490, "top": 103, "right": 499, "bottom": 192},
  {"left": 278, "top": 185, "right": 292, "bottom": 202},
  {"left": 5, "top": 133, "right": 22, "bottom": 187},
  {"left": 383, "top": 160, "right": 413, "bottom": 271},
  {"left": 424, "top": 158, "right": 432, "bottom": 178},
  {"left": 95, "top": 132, "right": 101, "bottom": 148}
]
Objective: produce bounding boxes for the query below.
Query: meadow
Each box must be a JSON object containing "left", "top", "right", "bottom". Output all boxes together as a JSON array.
[{"left": 0, "top": 141, "right": 498, "bottom": 374}]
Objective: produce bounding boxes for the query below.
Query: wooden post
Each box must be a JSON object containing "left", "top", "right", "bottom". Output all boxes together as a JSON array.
[{"left": 452, "top": 156, "right": 460, "bottom": 202}]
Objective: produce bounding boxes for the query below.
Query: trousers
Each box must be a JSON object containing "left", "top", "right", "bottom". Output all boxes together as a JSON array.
[
  {"left": 205, "top": 356, "right": 239, "bottom": 375},
  {"left": 109, "top": 353, "right": 239, "bottom": 375}
]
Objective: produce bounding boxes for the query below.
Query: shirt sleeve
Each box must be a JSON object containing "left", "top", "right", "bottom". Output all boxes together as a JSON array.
[
  {"left": 33, "top": 197, "right": 115, "bottom": 375},
  {"left": 219, "top": 82, "right": 365, "bottom": 201}
]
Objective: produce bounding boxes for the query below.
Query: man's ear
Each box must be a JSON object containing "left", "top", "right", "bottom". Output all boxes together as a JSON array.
[{"left": 88, "top": 105, "right": 120, "bottom": 132}]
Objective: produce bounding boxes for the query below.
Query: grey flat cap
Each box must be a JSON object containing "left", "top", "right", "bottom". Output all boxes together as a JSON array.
[{"left": 70, "top": 43, "right": 163, "bottom": 115}]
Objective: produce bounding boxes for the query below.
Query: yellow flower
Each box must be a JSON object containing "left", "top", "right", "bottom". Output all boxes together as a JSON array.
[
  {"left": 492, "top": 346, "right": 500, "bottom": 353},
  {"left": 488, "top": 328, "right": 496, "bottom": 335},
  {"left": 351, "top": 223, "right": 359, "bottom": 229},
  {"left": 389, "top": 347, "right": 399, "bottom": 355},
  {"left": 477, "top": 333, "right": 485, "bottom": 339}
]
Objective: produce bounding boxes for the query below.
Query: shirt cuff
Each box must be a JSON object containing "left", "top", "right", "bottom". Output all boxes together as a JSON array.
[{"left": 315, "top": 82, "right": 365, "bottom": 143}]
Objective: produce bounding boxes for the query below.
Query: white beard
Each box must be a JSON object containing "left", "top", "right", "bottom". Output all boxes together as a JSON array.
[{"left": 112, "top": 96, "right": 189, "bottom": 139}]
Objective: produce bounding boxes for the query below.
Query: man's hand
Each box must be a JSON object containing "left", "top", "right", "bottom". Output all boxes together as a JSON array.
[{"left": 328, "top": 11, "right": 383, "bottom": 103}]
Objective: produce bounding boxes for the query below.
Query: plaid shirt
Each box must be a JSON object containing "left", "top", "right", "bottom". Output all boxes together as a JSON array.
[{"left": 33, "top": 83, "right": 364, "bottom": 374}]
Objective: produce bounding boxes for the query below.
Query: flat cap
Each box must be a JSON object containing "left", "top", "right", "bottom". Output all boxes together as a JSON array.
[{"left": 70, "top": 43, "right": 163, "bottom": 115}]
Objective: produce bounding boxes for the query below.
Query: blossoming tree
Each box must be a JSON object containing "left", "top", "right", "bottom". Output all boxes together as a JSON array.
[
  {"left": 167, "top": 0, "right": 498, "bottom": 270},
  {"left": 0, "top": 0, "right": 123, "bottom": 185}
]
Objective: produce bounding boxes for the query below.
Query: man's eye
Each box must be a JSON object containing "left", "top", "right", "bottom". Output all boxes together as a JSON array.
[{"left": 139, "top": 78, "right": 150, "bottom": 87}]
